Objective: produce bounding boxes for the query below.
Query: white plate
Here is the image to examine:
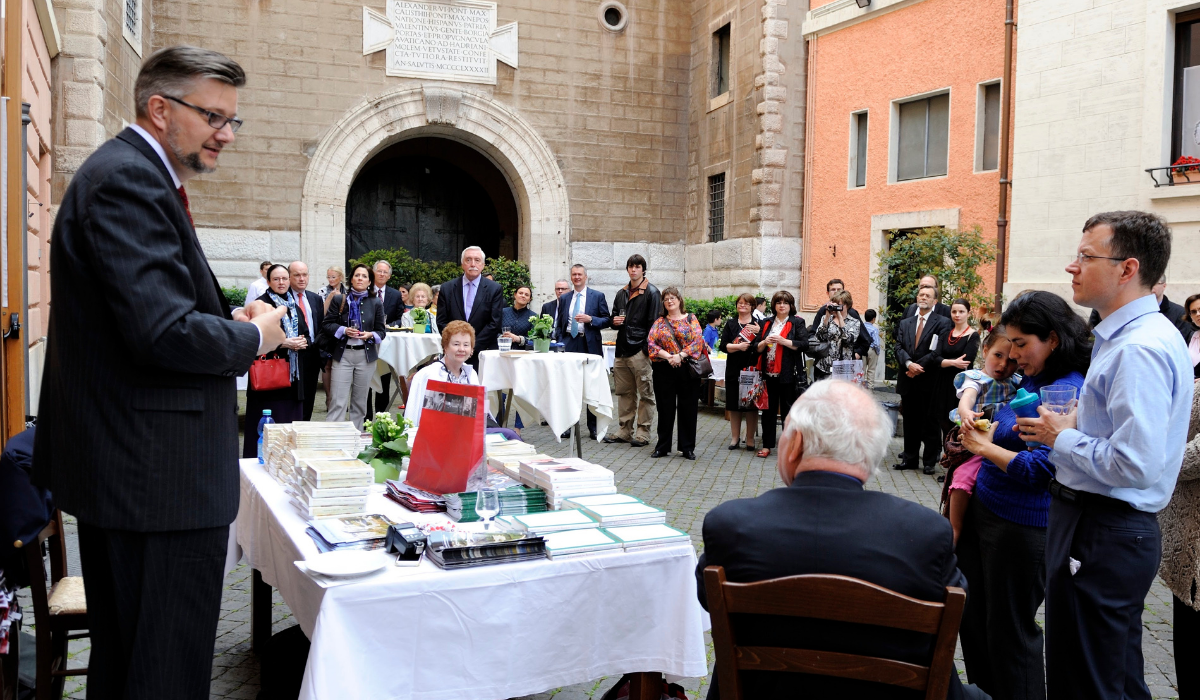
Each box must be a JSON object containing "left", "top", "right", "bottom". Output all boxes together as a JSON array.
[{"left": 306, "top": 550, "right": 388, "bottom": 578}]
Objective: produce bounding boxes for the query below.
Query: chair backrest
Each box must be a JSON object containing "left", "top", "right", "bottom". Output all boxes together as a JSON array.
[
  {"left": 703, "top": 566, "right": 965, "bottom": 700},
  {"left": 23, "top": 509, "right": 67, "bottom": 622}
]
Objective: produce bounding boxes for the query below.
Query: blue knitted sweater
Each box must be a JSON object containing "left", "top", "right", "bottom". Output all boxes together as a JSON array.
[{"left": 974, "top": 370, "right": 1087, "bottom": 528}]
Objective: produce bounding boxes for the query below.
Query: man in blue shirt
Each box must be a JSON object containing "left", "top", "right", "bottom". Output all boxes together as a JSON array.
[
  {"left": 1018, "top": 210, "right": 1193, "bottom": 700},
  {"left": 863, "top": 308, "right": 882, "bottom": 389}
]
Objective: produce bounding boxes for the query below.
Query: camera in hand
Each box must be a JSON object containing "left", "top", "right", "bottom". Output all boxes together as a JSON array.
[{"left": 385, "top": 521, "right": 427, "bottom": 562}]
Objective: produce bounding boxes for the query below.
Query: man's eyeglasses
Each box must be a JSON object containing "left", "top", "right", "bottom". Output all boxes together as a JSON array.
[
  {"left": 164, "top": 95, "right": 244, "bottom": 133},
  {"left": 1071, "top": 253, "right": 1128, "bottom": 266}
]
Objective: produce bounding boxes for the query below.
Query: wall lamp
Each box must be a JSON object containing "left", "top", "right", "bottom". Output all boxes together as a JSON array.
[{"left": 855, "top": 0, "right": 871, "bottom": 7}]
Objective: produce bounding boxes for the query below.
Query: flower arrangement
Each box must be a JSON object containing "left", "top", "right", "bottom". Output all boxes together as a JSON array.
[
  {"left": 410, "top": 306, "right": 427, "bottom": 325},
  {"left": 1172, "top": 155, "right": 1200, "bottom": 173},
  {"left": 529, "top": 313, "right": 555, "bottom": 340},
  {"left": 360, "top": 412, "right": 414, "bottom": 483}
]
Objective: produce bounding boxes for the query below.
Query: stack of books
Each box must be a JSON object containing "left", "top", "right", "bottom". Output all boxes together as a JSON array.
[
  {"left": 508, "top": 509, "right": 599, "bottom": 535},
  {"left": 278, "top": 448, "right": 356, "bottom": 490},
  {"left": 516, "top": 456, "right": 617, "bottom": 509},
  {"left": 577, "top": 502, "right": 666, "bottom": 528},
  {"left": 291, "top": 421, "right": 362, "bottom": 451},
  {"left": 602, "top": 524, "right": 691, "bottom": 551},
  {"left": 305, "top": 513, "right": 396, "bottom": 553},
  {"left": 424, "top": 530, "right": 547, "bottom": 569},
  {"left": 485, "top": 435, "right": 539, "bottom": 478},
  {"left": 543, "top": 528, "right": 623, "bottom": 559},
  {"left": 444, "top": 469, "right": 548, "bottom": 522},
  {"left": 560, "top": 494, "right": 643, "bottom": 510},
  {"left": 385, "top": 480, "right": 447, "bottom": 513},
  {"left": 261, "top": 423, "right": 293, "bottom": 481},
  {"left": 292, "top": 458, "right": 374, "bottom": 519}
]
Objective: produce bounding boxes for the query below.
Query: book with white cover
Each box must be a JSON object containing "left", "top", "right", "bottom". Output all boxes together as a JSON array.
[
  {"left": 602, "top": 524, "right": 691, "bottom": 549},
  {"left": 579, "top": 503, "right": 665, "bottom": 526},
  {"left": 561, "top": 494, "right": 643, "bottom": 509},
  {"left": 301, "top": 458, "right": 372, "bottom": 487},
  {"left": 510, "top": 510, "right": 598, "bottom": 533},
  {"left": 544, "top": 528, "right": 623, "bottom": 558}
]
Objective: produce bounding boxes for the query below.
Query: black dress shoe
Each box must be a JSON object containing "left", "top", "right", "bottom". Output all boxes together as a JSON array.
[
  {"left": 923, "top": 464, "right": 937, "bottom": 475},
  {"left": 728, "top": 442, "right": 740, "bottom": 450},
  {"left": 892, "top": 463, "right": 916, "bottom": 470},
  {"left": 650, "top": 449, "right": 669, "bottom": 458},
  {"left": 682, "top": 451, "right": 696, "bottom": 460},
  {"left": 629, "top": 438, "right": 649, "bottom": 447},
  {"left": 602, "top": 435, "right": 626, "bottom": 444},
  {"left": 589, "top": 432, "right": 597, "bottom": 440}
]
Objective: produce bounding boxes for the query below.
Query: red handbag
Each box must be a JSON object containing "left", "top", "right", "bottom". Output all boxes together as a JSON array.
[{"left": 249, "top": 356, "right": 291, "bottom": 391}]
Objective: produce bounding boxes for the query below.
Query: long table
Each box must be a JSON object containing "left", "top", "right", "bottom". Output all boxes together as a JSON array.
[{"left": 236, "top": 459, "right": 708, "bottom": 700}]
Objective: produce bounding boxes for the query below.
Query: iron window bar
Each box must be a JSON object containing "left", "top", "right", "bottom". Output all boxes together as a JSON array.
[{"left": 1146, "top": 163, "right": 1200, "bottom": 187}]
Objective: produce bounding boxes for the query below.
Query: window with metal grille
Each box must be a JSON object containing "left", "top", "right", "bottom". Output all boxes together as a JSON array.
[
  {"left": 896, "top": 93, "right": 949, "bottom": 181},
  {"left": 708, "top": 173, "right": 725, "bottom": 242},
  {"left": 125, "top": 0, "right": 139, "bottom": 34}
]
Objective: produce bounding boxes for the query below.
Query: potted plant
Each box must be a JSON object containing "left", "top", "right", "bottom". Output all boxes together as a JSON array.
[
  {"left": 1172, "top": 156, "right": 1200, "bottom": 184},
  {"left": 359, "top": 412, "right": 413, "bottom": 483},
  {"left": 529, "top": 313, "right": 554, "bottom": 353},
  {"left": 410, "top": 306, "right": 428, "bottom": 333}
]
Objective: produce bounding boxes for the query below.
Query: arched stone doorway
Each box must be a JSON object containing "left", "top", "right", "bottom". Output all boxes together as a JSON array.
[
  {"left": 346, "top": 137, "right": 519, "bottom": 264},
  {"left": 301, "top": 85, "right": 569, "bottom": 297}
]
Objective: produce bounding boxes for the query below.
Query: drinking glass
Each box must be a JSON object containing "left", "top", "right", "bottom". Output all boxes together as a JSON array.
[
  {"left": 475, "top": 489, "right": 500, "bottom": 530},
  {"left": 1040, "top": 385, "right": 1079, "bottom": 415},
  {"left": 498, "top": 337, "right": 513, "bottom": 352}
]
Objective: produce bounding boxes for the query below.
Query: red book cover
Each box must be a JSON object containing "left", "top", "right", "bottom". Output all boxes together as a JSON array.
[{"left": 406, "top": 380, "right": 487, "bottom": 495}]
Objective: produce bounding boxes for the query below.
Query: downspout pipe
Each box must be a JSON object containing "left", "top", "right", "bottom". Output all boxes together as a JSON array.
[{"left": 996, "top": 0, "right": 1014, "bottom": 313}]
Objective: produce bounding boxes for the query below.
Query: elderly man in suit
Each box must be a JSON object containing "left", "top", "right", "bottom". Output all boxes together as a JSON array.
[
  {"left": 895, "top": 285, "right": 953, "bottom": 473},
  {"left": 556, "top": 264, "right": 610, "bottom": 438},
  {"left": 696, "top": 380, "right": 985, "bottom": 699},
  {"left": 541, "top": 278, "right": 571, "bottom": 337},
  {"left": 33, "top": 46, "right": 286, "bottom": 699},
  {"left": 437, "top": 246, "right": 504, "bottom": 365},
  {"left": 289, "top": 261, "right": 325, "bottom": 420}
]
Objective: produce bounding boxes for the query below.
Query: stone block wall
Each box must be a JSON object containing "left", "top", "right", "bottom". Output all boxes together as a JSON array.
[
  {"left": 196, "top": 228, "right": 300, "bottom": 288},
  {"left": 568, "top": 241, "right": 685, "bottom": 306}
]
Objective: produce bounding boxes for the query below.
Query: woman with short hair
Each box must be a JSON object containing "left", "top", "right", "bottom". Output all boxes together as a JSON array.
[
  {"left": 322, "top": 263, "right": 387, "bottom": 428},
  {"left": 753, "top": 290, "right": 808, "bottom": 458},
  {"left": 812, "top": 289, "right": 862, "bottom": 382},
  {"left": 647, "top": 288, "right": 707, "bottom": 460},
  {"left": 319, "top": 266, "right": 346, "bottom": 309},
  {"left": 404, "top": 320, "right": 480, "bottom": 431},
  {"left": 243, "top": 264, "right": 307, "bottom": 457},
  {"left": 719, "top": 293, "right": 762, "bottom": 451},
  {"left": 401, "top": 282, "right": 434, "bottom": 332}
]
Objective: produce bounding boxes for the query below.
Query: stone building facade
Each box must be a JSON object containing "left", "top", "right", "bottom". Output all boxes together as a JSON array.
[{"left": 49, "top": 0, "right": 809, "bottom": 305}]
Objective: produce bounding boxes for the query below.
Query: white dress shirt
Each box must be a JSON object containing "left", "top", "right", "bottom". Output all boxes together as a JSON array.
[{"left": 568, "top": 287, "right": 589, "bottom": 337}]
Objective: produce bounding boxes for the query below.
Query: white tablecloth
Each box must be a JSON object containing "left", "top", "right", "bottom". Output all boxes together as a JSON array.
[
  {"left": 477, "top": 350, "right": 614, "bottom": 440},
  {"left": 371, "top": 332, "right": 444, "bottom": 393},
  {"left": 236, "top": 459, "right": 708, "bottom": 700},
  {"left": 604, "top": 344, "right": 615, "bottom": 369}
]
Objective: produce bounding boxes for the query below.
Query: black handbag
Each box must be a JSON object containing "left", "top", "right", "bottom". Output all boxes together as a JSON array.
[
  {"left": 805, "top": 336, "right": 831, "bottom": 360},
  {"left": 681, "top": 315, "right": 713, "bottom": 381}
]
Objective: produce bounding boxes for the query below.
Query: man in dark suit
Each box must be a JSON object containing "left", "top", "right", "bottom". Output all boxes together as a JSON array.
[
  {"left": 540, "top": 278, "right": 571, "bottom": 338},
  {"left": 437, "top": 245, "right": 504, "bottom": 365},
  {"left": 33, "top": 47, "right": 286, "bottom": 699},
  {"left": 895, "top": 285, "right": 953, "bottom": 473},
  {"left": 903, "top": 275, "right": 953, "bottom": 320},
  {"left": 289, "top": 261, "right": 324, "bottom": 420},
  {"left": 369, "top": 260, "right": 404, "bottom": 414},
  {"left": 696, "top": 380, "right": 984, "bottom": 699},
  {"left": 556, "top": 264, "right": 610, "bottom": 438}
]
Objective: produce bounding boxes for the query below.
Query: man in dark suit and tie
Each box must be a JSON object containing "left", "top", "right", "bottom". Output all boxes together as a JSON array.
[
  {"left": 895, "top": 285, "right": 953, "bottom": 473},
  {"left": 541, "top": 278, "right": 571, "bottom": 338},
  {"left": 289, "top": 261, "right": 325, "bottom": 420},
  {"left": 696, "top": 380, "right": 984, "bottom": 699},
  {"left": 556, "top": 264, "right": 610, "bottom": 438},
  {"left": 437, "top": 246, "right": 504, "bottom": 365},
  {"left": 370, "top": 260, "right": 404, "bottom": 414},
  {"left": 903, "top": 275, "right": 953, "bottom": 320},
  {"left": 33, "top": 46, "right": 287, "bottom": 699}
]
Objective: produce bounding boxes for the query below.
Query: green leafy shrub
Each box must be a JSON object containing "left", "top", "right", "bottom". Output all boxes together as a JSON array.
[
  {"left": 684, "top": 295, "right": 738, "bottom": 325},
  {"left": 348, "top": 248, "right": 531, "bottom": 302},
  {"left": 486, "top": 256, "right": 534, "bottom": 303},
  {"left": 222, "top": 286, "right": 247, "bottom": 307}
]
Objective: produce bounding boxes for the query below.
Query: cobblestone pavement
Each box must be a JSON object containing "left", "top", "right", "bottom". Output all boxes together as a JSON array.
[{"left": 23, "top": 389, "right": 1179, "bottom": 699}]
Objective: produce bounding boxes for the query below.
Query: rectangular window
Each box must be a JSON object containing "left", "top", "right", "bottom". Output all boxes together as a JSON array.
[
  {"left": 896, "top": 93, "right": 949, "bottom": 181},
  {"left": 125, "top": 0, "right": 138, "bottom": 33},
  {"left": 713, "top": 24, "right": 731, "bottom": 98},
  {"left": 708, "top": 173, "right": 726, "bottom": 242},
  {"left": 850, "top": 111, "right": 869, "bottom": 188},
  {"left": 122, "top": 0, "right": 142, "bottom": 56},
  {"left": 1172, "top": 12, "right": 1200, "bottom": 161},
  {"left": 980, "top": 82, "right": 1001, "bottom": 171}
]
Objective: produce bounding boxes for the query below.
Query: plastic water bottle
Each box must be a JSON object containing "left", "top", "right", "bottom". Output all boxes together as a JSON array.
[{"left": 257, "top": 409, "right": 274, "bottom": 464}]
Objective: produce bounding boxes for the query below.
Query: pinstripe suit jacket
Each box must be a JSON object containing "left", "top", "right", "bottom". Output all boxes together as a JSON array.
[{"left": 33, "top": 128, "right": 260, "bottom": 532}]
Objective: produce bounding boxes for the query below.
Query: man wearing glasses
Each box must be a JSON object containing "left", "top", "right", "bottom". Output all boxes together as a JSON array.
[
  {"left": 1017, "top": 211, "right": 1193, "bottom": 700},
  {"left": 34, "top": 47, "right": 283, "bottom": 699}
]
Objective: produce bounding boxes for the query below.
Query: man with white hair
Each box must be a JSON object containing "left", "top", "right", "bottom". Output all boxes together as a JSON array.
[
  {"left": 436, "top": 246, "right": 504, "bottom": 365},
  {"left": 695, "top": 380, "right": 983, "bottom": 699}
]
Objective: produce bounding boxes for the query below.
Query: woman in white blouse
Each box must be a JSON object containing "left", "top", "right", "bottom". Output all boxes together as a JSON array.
[{"left": 404, "top": 320, "right": 479, "bottom": 428}]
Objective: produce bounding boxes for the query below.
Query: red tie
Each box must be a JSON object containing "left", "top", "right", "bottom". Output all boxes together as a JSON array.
[
  {"left": 178, "top": 187, "right": 194, "bottom": 228},
  {"left": 296, "top": 292, "right": 310, "bottom": 337}
]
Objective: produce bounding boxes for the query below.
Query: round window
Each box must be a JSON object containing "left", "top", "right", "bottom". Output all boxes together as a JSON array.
[{"left": 598, "top": 1, "right": 628, "bottom": 32}]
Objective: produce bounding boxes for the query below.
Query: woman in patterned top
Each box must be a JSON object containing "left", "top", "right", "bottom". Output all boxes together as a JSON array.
[
  {"left": 647, "top": 287, "right": 707, "bottom": 460},
  {"left": 812, "top": 289, "right": 862, "bottom": 381},
  {"left": 753, "top": 290, "right": 809, "bottom": 458}
]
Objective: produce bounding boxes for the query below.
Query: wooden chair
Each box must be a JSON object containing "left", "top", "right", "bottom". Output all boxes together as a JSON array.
[
  {"left": 703, "top": 566, "right": 965, "bottom": 700},
  {"left": 20, "top": 510, "right": 88, "bottom": 700}
]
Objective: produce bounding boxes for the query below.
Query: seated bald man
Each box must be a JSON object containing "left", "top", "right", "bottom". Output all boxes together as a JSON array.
[{"left": 695, "top": 380, "right": 987, "bottom": 699}]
